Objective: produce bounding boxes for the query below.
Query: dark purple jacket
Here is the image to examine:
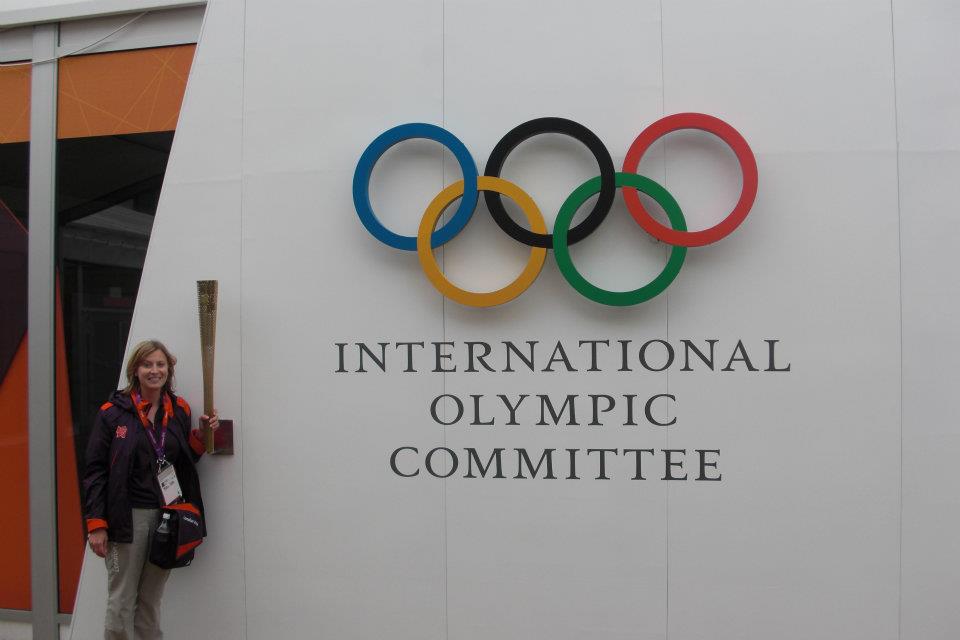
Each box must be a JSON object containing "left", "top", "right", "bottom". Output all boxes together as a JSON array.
[{"left": 83, "top": 389, "right": 207, "bottom": 543}]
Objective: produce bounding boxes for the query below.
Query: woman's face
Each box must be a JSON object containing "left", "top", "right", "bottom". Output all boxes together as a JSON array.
[{"left": 136, "top": 349, "right": 168, "bottom": 394}]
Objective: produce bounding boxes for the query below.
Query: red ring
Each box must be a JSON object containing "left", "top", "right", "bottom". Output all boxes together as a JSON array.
[{"left": 621, "top": 113, "right": 758, "bottom": 247}]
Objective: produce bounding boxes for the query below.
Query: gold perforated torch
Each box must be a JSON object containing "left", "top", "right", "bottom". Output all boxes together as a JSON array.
[{"left": 197, "top": 280, "right": 218, "bottom": 454}]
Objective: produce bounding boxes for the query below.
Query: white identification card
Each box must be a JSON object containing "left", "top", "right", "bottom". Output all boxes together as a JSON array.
[{"left": 157, "top": 463, "right": 183, "bottom": 505}]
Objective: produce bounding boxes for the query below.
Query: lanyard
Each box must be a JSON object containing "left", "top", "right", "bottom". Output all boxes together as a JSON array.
[{"left": 131, "top": 391, "right": 173, "bottom": 464}]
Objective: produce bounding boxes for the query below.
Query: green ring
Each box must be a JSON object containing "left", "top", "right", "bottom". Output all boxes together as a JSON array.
[{"left": 553, "top": 172, "right": 687, "bottom": 307}]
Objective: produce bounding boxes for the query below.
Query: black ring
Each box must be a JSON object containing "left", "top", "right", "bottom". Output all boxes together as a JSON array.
[{"left": 483, "top": 117, "right": 616, "bottom": 248}]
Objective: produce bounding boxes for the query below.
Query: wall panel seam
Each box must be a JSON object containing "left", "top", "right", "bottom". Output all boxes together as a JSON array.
[{"left": 888, "top": 1, "right": 904, "bottom": 639}]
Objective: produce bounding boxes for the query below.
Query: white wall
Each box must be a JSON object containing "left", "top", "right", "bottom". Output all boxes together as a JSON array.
[
  {"left": 67, "top": 0, "right": 960, "bottom": 638},
  {"left": 896, "top": 2, "right": 960, "bottom": 637}
]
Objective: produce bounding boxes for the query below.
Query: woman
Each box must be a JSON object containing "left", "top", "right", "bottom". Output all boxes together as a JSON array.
[{"left": 83, "top": 339, "right": 217, "bottom": 640}]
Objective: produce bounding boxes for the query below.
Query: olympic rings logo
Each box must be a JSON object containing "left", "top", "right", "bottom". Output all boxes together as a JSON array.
[{"left": 353, "top": 113, "right": 758, "bottom": 307}]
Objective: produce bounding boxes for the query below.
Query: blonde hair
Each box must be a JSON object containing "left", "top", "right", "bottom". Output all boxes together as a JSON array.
[{"left": 122, "top": 340, "right": 177, "bottom": 395}]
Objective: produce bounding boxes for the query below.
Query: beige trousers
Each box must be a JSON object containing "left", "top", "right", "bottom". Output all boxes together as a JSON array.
[{"left": 104, "top": 508, "right": 170, "bottom": 640}]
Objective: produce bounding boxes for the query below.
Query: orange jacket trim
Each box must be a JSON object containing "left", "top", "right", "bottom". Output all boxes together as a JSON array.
[
  {"left": 86, "top": 518, "right": 108, "bottom": 533},
  {"left": 176, "top": 396, "right": 191, "bottom": 417},
  {"left": 100, "top": 401, "right": 113, "bottom": 411}
]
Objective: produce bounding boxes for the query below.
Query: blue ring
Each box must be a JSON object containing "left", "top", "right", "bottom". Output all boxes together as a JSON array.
[{"left": 353, "top": 123, "right": 479, "bottom": 251}]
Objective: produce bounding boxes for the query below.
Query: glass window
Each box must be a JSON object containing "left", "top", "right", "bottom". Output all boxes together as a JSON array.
[{"left": 55, "top": 44, "right": 195, "bottom": 613}]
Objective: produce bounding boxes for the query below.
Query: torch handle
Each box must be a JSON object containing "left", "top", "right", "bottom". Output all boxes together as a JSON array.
[{"left": 201, "top": 362, "right": 215, "bottom": 453}]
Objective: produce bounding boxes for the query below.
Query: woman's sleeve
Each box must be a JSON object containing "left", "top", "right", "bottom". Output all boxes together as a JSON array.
[
  {"left": 82, "top": 408, "right": 112, "bottom": 532},
  {"left": 177, "top": 396, "right": 206, "bottom": 462}
]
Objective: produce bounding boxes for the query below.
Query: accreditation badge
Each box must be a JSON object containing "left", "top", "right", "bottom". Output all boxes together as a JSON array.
[{"left": 157, "top": 462, "right": 183, "bottom": 505}]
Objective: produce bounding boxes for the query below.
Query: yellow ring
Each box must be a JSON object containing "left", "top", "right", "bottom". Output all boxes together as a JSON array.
[{"left": 417, "top": 176, "right": 548, "bottom": 307}]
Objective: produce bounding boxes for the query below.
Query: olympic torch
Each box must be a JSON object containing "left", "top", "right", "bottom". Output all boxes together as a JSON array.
[{"left": 197, "top": 280, "right": 218, "bottom": 454}]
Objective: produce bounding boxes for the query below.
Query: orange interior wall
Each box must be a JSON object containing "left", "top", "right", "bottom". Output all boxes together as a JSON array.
[
  {"left": 2, "top": 40, "right": 195, "bottom": 143},
  {"left": 0, "top": 289, "right": 81, "bottom": 612},
  {"left": 0, "top": 65, "right": 30, "bottom": 144},
  {"left": 58, "top": 45, "right": 195, "bottom": 139},
  {"left": 0, "top": 339, "right": 30, "bottom": 609}
]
